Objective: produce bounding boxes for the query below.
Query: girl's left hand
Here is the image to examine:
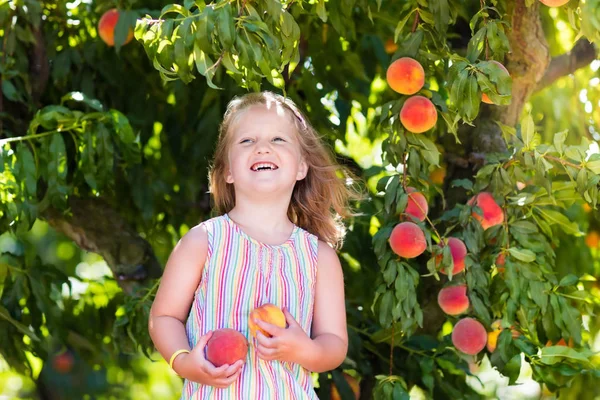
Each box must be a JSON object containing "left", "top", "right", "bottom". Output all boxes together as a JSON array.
[{"left": 254, "top": 308, "right": 313, "bottom": 364}]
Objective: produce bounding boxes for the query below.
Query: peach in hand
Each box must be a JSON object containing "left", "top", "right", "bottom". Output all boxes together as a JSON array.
[
  {"left": 451, "top": 318, "right": 487, "bottom": 355},
  {"left": 389, "top": 222, "right": 427, "bottom": 259},
  {"left": 438, "top": 284, "right": 469, "bottom": 315},
  {"left": 386, "top": 57, "right": 425, "bottom": 95},
  {"left": 205, "top": 328, "right": 249, "bottom": 367},
  {"left": 400, "top": 96, "right": 438, "bottom": 134},
  {"left": 249, "top": 303, "right": 286, "bottom": 338},
  {"left": 468, "top": 192, "right": 504, "bottom": 230}
]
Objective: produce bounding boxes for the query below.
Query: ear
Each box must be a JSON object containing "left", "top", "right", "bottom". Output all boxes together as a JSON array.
[
  {"left": 296, "top": 159, "right": 308, "bottom": 181},
  {"left": 225, "top": 168, "right": 234, "bottom": 184}
]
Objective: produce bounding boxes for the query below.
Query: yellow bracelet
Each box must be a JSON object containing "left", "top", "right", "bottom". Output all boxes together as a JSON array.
[{"left": 169, "top": 349, "right": 190, "bottom": 370}]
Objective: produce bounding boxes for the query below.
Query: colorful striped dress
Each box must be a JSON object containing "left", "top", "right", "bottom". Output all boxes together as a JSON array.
[{"left": 182, "top": 214, "right": 319, "bottom": 400}]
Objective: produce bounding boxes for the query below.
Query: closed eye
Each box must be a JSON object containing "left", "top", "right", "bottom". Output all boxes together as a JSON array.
[
  {"left": 273, "top": 137, "right": 285, "bottom": 142},
  {"left": 240, "top": 138, "right": 253, "bottom": 144}
]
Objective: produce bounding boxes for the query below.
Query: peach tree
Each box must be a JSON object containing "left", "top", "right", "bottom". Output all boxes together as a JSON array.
[{"left": 2, "top": 0, "right": 600, "bottom": 398}]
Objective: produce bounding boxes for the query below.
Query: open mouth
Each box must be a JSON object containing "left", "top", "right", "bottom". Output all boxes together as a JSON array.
[{"left": 250, "top": 162, "right": 279, "bottom": 171}]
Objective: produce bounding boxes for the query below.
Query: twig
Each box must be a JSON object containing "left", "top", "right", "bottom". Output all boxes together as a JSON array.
[
  {"left": 411, "top": 10, "right": 420, "bottom": 33},
  {"left": 389, "top": 323, "right": 394, "bottom": 376},
  {"left": 401, "top": 152, "right": 408, "bottom": 190},
  {"left": 543, "top": 154, "right": 581, "bottom": 170},
  {"left": 480, "top": 0, "right": 490, "bottom": 60}
]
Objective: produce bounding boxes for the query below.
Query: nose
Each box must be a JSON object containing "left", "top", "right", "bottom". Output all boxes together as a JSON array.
[{"left": 255, "top": 139, "right": 271, "bottom": 154}]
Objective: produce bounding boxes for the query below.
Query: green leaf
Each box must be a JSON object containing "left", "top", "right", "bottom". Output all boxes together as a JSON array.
[
  {"left": 61, "top": 91, "right": 104, "bottom": 111},
  {"left": 316, "top": 0, "right": 327, "bottom": 22},
  {"left": 508, "top": 247, "right": 536, "bottom": 262},
  {"left": 397, "top": 30, "right": 423, "bottom": 59},
  {"left": 540, "top": 346, "right": 591, "bottom": 366},
  {"left": 467, "top": 27, "right": 486, "bottom": 62},
  {"left": 558, "top": 274, "right": 578, "bottom": 287},
  {"left": 451, "top": 179, "right": 473, "bottom": 190},
  {"left": 2, "top": 80, "right": 22, "bottom": 102},
  {"left": 429, "top": 0, "right": 449, "bottom": 36},
  {"left": 15, "top": 144, "right": 37, "bottom": 198},
  {"left": 217, "top": 4, "right": 235, "bottom": 50},
  {"left": 406, "top": 133, "right": 440, "bottom": 166},
  {"left": 0, "top": 305, "right": 40, "bottom": 342},
  {"left": 504, "top": 354, "right": 522, "bottom": 384},
  {"left": 536, "top": 208, "right": 583, "bottom": 236},
  {"left": 394, "top": 11, "right": 414, "bottom": 43},
  {"left": 521, "top": 113, "right": 535, "bottom": 149},
  {"left": 553, "top": 130, "right": 568, "bottom": 155}
]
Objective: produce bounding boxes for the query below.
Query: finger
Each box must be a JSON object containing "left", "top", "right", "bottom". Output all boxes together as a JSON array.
[
  {"left": 216, "top": 369, "right": 243, "bottom": 388},
  {"left": 283, "top": 308, "right": 297, "bottom": 327},
  {"left": 254, "top": 318, "right": 284, "bottom": 337},
  {"left": 226, "top": 365, "right": 244, "bottom": 380},
  {"left": 223, "top": 360, "right": 244, "bottom": 377},
  {"left": 207, "top": 362, "right": 230, "bottom": 378},
  {"left": 256, "top": 346, "right": 276, "bottom": 361},
  {"left": 255, "top": 331, "right": 277, "bottom": 349},
  {"left": 196, "top": 330, "right": 214, "bottom": 350}
]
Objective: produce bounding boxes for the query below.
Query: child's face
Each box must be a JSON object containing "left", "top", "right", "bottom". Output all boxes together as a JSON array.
[{"left": 225, "top": 104, "right": 308, "bottom": 195}]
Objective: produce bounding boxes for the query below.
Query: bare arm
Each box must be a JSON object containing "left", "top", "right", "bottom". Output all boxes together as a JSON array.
[
  {"left": 149, "top": 225, "right": 207, "bottom": 368},
  {"left": 296, "top": 241, "right": 348, "bottom": 372},
  {"left": 149, "top": 225, "right": 244, "bottom": 385}
]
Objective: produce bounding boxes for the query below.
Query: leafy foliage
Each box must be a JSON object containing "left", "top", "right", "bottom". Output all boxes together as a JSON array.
[{"left": 2, "top": 0, "right": 600, "bottom": 398}]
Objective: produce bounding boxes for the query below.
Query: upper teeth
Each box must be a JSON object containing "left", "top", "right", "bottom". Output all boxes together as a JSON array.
[{"left": 252, "top": 163, "right": 277, "bottom": 171}]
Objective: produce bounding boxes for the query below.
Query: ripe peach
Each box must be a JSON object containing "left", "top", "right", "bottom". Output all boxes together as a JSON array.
[
  {"left": 400, "top": 96, "right": 438, "bottom": 134},
  {"left": 539, "top": 0, "right": 569, "bottom": 6},
  {"left": 437, "top": 237, "right": 468, "bottom": 275},
  {"left": 331, "top": 373, "right": 360, "bottom": 400},
  {"left": 487, "top": 320, "right": 520, "bottom": 352},
  {"left": 249, "top": 303, "right": 286, "bottom": 338},
  {"left": 487, "top": 329, "right": 501, "bottom": 352},
  {"left": 438, "top": 284, "right": 469, "bottom": 315},
  {"left": 468, "top": 192, "right": 504, "bottom": 230},
  {"left": 205, "top": 328, "right": 248, "bottom": 367},
  {"left": 495, "top": 253, "right": 506, "bottom": 267},
  {"left": 98, "top": 9, "right": 134, "bottom": 47},
  {"left": 386, "top": 57, "right": 425, "bottom": 95},
  {"left": 384, "top": 38, "right": 398, "bottom": 55},
  {"left": 389, "top": 222, "right": 427, "bottom": 259},
  {"left": 585, "top": 231, "right": 600, "bottom": 248},
  {"left": 52, "top": 351, "right": 74, "bottom": 374},
  {"left": 481, "top": 61, "right": 509, "bottom": 104},
  {"left": 546, "top": 338, "right": 574, "bottom": 347},
  {"left": 429, "top": 166, "right": 446, "bottom": 185},
  {"left": 451, "top": 318, "right": 487, "bottom": 355},
  {"left": 404, "top": 187, "right": 428, "bottom": 221}
]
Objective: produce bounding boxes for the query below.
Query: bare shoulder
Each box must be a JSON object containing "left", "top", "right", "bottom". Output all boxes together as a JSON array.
[
  {"left": 178, "top": 222, "right": 209, "bottom": 250},
  {"left": 316, "top": 240, "right": 341, "bottom": 270},
  {"left": 150, "top": 221, "right": 210, "bottom": 321}
]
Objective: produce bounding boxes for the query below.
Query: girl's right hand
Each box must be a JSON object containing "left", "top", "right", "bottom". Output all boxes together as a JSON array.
[{"left": 177, "top": 331, "right": 245, "bottom": 388}]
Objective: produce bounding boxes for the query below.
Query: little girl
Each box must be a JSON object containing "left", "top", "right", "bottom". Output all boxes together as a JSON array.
[{"left": 149, "top": 91, "right": 356, "bottom": 399}]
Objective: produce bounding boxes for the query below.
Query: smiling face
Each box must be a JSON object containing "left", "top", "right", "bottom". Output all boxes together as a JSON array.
[{"left": 225, "top": 103, "right": 308, "bottom": 195}]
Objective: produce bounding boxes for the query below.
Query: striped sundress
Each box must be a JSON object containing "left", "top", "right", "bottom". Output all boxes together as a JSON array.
[{"left": 182, "top": 213, "right": 320, "bottom": 400}]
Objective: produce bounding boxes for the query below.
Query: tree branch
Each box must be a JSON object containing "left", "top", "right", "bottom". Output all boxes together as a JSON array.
[
  {"left": 43, "top": 196, "right": 163, "bottom": 295},
  {"left": 535, "top": 39, "right": 597, "bottom": 93}
]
